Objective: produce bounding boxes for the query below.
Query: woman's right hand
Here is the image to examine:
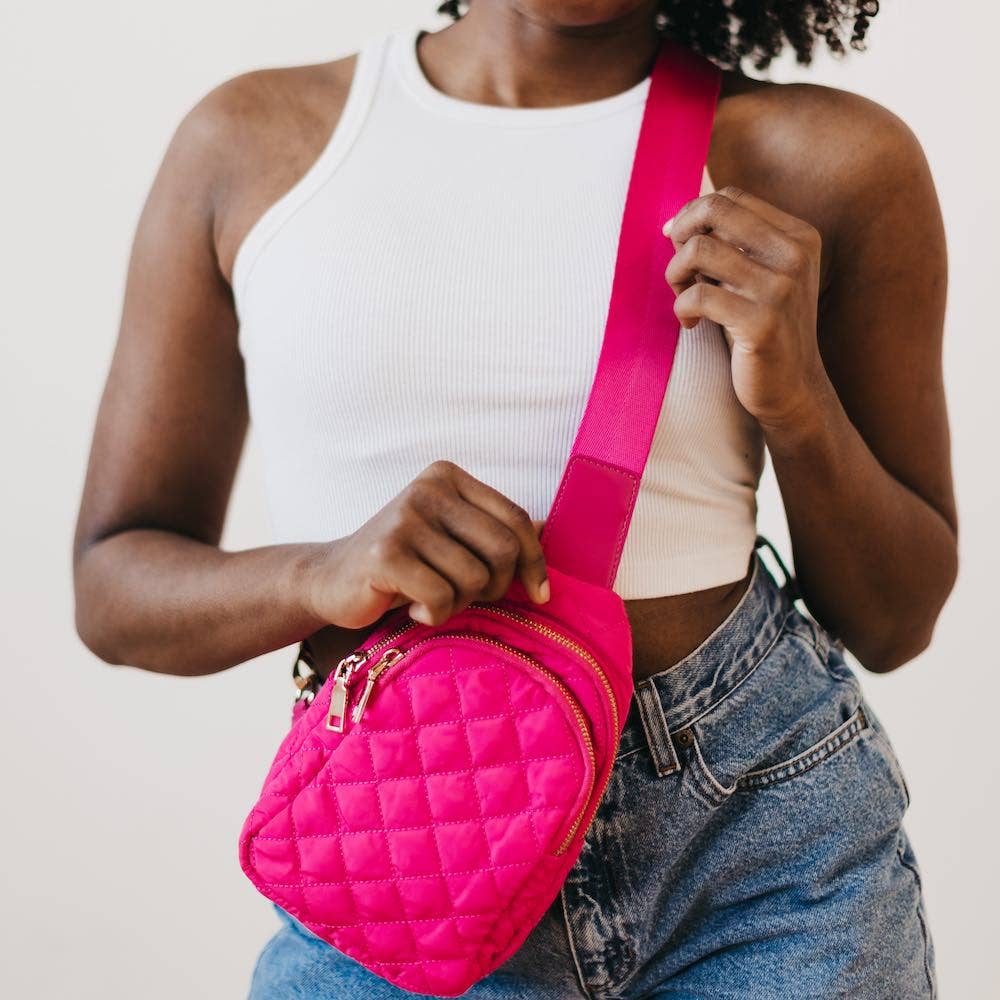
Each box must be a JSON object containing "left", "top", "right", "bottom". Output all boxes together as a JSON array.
[{"left": 304, "top": 461, "right": 551, "bottom": 631}]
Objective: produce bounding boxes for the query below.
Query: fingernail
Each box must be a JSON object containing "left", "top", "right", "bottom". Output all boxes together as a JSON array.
[
  {"left": 537, "top": 578, "right": 550, "bottom": 603},
  {"left": 662, "top": 216, "right": 674, "bottom": 236}
]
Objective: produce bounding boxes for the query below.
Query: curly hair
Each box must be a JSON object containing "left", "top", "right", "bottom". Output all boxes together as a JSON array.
[{"left": 434, "top": 0, "right": 881, "bottom": 71}]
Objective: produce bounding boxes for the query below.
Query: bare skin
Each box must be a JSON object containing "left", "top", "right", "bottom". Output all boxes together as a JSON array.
[{"left": 73, "top": 0, "right": 957, "bottom": 685}]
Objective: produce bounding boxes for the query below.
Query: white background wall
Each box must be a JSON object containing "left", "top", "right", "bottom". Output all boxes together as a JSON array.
[{"left": 2, "top": 1, "right": 997, "bottom": 996}]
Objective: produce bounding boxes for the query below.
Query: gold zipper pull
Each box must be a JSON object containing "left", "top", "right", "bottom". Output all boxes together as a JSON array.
[
  {"left": 325, "top": 652, "right": 366, "bottom": 732},
  {"left": 351, "top": 648, "right": 405, "bottom": 725}
]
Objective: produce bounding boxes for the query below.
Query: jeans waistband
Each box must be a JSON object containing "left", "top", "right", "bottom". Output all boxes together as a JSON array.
[{"left": 617, "top": 537, "right": 814, "bottom": 776}]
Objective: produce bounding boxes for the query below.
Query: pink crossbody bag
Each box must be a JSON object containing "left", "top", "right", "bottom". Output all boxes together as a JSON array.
[{"left": 239, "top": 39, "right": 721, "bottom": 998}]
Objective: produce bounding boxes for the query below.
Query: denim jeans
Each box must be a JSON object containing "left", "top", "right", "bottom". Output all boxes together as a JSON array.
[{"left": 247, "top": 537, "right": 936, "bottom": 999}]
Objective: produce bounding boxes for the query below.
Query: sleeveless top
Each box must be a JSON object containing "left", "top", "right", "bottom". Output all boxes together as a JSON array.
[{"left": 232, "top": 23, "right": 766, "bottom": 600}]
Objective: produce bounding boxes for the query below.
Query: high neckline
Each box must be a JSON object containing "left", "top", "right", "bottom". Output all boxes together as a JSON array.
[{"left": 391, "top": 25, "right": 652, "bottom": 127}]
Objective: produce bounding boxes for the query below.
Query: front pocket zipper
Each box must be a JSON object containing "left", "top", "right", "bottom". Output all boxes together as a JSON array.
[
  {"left": 325, "top": 603, "right": 620, "bottom": 739},
  {"left": 324, "top": 620, "right": 419, "bottom": 733},
  {"left": 467, "top": 602, "right": 620, "bottom": 738},
  {"left": 326, "top": 629, "right": 597, "bottom": 856}
]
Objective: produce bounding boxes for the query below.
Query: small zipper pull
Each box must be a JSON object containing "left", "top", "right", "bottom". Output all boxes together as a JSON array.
[
  {"left": 325, "top": 652, "right": 366, "bottom": 732},
  {"left": 351, "top": 648, "right": 405, "bottom": 725}
]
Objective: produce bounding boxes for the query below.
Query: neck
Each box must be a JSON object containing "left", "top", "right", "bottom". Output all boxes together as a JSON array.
[{"left": 417, "top": 1, "right": 663, "bottom": 110}]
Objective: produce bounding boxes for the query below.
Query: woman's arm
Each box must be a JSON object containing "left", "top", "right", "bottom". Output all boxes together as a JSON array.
[
  {"left": 665, "top": 91, "right": 957, "bottom": 674},
  {"left": 72, "top": 80, "right": 336, "bottom": 675},
  {"left": 73, "top": 76, "right": 550, "bottom": 677}
]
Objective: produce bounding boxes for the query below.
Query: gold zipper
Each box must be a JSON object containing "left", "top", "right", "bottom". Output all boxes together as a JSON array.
[
  {"left": 350, "top": 648, "right": 405, "bottom": 724},
  {"left": 325, "top": 653, "right": 362, "bottom": 732},
  {"left": 363, "top": 616, "right": 420, "bottom": 660},
  {"left": 331, "top": 603, "right": 618, "bottom": 749},
  {"left": 345, "top": 630, "right": 597, "bottom": 855},
  {"left": 467, "top": 602, "right": 619, "bottom": 737},
  {"left": 324, "top": 617, "right": 418, "bottom": 732}
]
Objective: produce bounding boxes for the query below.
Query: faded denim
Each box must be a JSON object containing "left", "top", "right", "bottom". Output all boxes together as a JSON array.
[{"left": 247, "top": 537, "right": 936, "bottom": 999}]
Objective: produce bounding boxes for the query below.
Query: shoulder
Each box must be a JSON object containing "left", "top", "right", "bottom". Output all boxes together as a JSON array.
[
  {"left": 717, "top": 71, "right": 926, "bottom": 174},
  {"left": 186, "top": 55, "right": 357, "bottom": 161},
  {"left": 712, "top": 73, "right": 935, "bottom": 286},
  {"left": 154, "top": 54, "right": 360, "bottom": 282}
]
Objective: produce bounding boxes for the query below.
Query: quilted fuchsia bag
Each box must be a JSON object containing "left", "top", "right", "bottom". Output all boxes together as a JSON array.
[{"left": 239, "top": 39, "right": 721, "bottom": 998}]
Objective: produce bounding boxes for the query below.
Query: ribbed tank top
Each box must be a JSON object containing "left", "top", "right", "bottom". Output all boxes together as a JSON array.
[{"left": 232, "top": 23, "right": 766, "bottom": 600}]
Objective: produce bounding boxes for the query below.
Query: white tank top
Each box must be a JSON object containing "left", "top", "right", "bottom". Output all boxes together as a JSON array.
[{"left": 232, "top": 23, "right": 765, "bottom": 600}]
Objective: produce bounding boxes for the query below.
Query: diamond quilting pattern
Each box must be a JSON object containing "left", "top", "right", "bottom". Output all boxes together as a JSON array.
[
  {"left": 240, "top": 565, "right": 635, "bottom": 996},
  {"left": 241, "top": 623, "right": 619, "bottom": 995}
]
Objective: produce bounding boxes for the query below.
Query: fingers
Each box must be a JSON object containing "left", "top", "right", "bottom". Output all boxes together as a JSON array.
[
  {"left": 664, "top": 187, "right": 817, "bottom": 275},
  {"left": 374, "top": 544, "right": 462, "bottom": 626},
  {"left": 672, "top": 280, "right": 759, "bottom": 332},
  {"left": 444, "top": 463, "right": 550, "bottom": 605},
  {"left": 406, "top": 513, "right": 549, "bottom": 622},
  {"left": 688, "top": 185, "right": 807, "bottom": 235},
  {"left": 332, "top": 466, "right": 551, "bottom": 630},
  {"left": 382, "top": 462, "right": 549, "bottom": 627},
  {"left": 664, "top": 232, "right": 763, "bottom": 297},
  {"left": 406, "top": 518, "right": 493, "bottom": 613},
  {"left": 412, "top": 498, "right": 518, "bottom": 606}
]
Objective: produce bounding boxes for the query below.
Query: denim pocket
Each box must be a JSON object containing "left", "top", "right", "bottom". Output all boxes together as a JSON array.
[
  {"left": 734, "top": 703, "right": 869, "bottom": 789},
  {"left": 678, "top": 610, "right": 870, "bottom": 805}
]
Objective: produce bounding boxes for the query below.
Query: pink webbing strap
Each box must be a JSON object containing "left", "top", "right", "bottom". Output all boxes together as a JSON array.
[{"left": 538, "top": 39, "right": 721, "bottom": 588}]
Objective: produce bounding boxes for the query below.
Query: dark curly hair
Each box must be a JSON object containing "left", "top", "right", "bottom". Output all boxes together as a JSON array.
[{"left": 434, "top": 0, "right": 881, "bottom": 71}]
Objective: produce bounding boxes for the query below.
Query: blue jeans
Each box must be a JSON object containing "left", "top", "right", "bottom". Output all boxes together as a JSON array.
[{"left": 248, "top": 538, "right": 936, "bottom": 999}]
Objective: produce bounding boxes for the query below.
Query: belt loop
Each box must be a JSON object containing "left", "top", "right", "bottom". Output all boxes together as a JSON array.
[
  {"left": 635, "top": 679, "right": 681, "bottom": 778},
  {"left": 754, "top": 535, "right": 801, "bottom": 604}
]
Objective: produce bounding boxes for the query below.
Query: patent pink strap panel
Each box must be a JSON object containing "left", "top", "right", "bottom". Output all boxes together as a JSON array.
[{"left": 538, "top": 39, "right": 721, "bottom": 588}]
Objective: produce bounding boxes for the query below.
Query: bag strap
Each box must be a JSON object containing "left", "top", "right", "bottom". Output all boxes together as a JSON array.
[{"left": 538, "top": 39, "right": 721, "bottom": 588}]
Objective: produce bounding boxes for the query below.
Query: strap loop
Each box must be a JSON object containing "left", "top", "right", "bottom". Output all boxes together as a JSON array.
[{"left": 753, "top": 535, "right": 801, "bottom": 603}]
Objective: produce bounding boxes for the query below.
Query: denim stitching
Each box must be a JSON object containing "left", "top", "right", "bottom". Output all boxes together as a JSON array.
[
  {"left": 683, "top": 748, "right": 729, "bottom": 810},
  {"left": 677, "top": 622, "right": 867, "bottom": 799},
  {"left": 644, "top": 556, "right": 764, "bottom": 684},
  {"left": 635, "top": 680, "right": 681, "bottom": 777},
  {"left": 871, "top": 726, "right": 912, "bottom": 811},
  {"left": 784, "top": 610, "right": 831, "bottom": 665},
  {"left": 895, "top": 838, "right": 937, "bottom": 998},
  {"left": 681, "top": 607, "right": 794, "bottom": 731},
  {"left": 560, "top": 882, "right": 594, "bottom": 1000},
  {"left": 811, "top": 616, "right": 830, "bottom": 662},
  {"left": 688, "top": 728, "right": 736, "bottom": 799},
  {"left": 735, "top": 706, "right": 869, "bottom": 791},
  {"left": 636, "top": 608, "right": 794, "bottom": 806}
]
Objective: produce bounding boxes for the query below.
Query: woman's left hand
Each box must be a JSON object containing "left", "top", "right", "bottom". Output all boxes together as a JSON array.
[{"left": 663, "top": 186, "right": 830, "bottom": 433}]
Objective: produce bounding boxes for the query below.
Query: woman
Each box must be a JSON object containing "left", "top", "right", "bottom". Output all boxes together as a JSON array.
[{"left": 73, "top": 0, "right": 956, "bottom": 996}]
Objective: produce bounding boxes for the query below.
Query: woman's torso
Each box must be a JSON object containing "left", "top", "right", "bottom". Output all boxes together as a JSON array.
[{"left": 213, "top": 25, "right": 836, "bottom": 680}]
